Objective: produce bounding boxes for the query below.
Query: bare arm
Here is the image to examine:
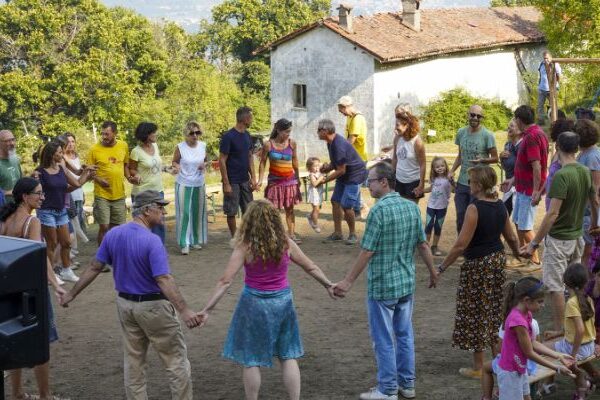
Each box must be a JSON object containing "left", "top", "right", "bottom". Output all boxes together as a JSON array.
[
  {"left": 309, "top": 174, "right": 324, "bottom": 187},
  {"left": 323, "top": 164, "right": 347, "bottom": 184},
  {"left": 515, "top": 326, "right": 574, "bottom": 375},
  {"left": 200, "top": 245, "right": 246, "bottom": 313},
  {"left": 532, "top": 198, "right": 561, "bottom": 244},
  {"left": 569, "top": 316, "right": 585, "bottom": 358},
  {"left": 415, "top": 138, "right": 427, "bottom": 194},
  {"left": 502, "top": 215, "right": 520, "bottom": 258},
  {"left": 291, "top": 140, "right": 300, "bottom": 182},
  {"left": 531, "top": 160, "right": 542, "bottom": 204},
  {"left": 257, "top": 141, "right": 270, "bottom": 188},
  {"left": 438, "top": 205, "right": 478, "bottom": 270},
  {"left": 171, "top": 146, "right": 181, "bottom": 172},
  {"left": 391, "top": 134, "right": 400, "bottom": 172},
  {"left": 26, "top": 219, "right": 62, "bottom": 291},
  {"left": 249, "top": 149, "right": 257, "bottom": 187},
  {"left": 449, "top": 147, "right": 462, "bottom": 178},
  {"left": 417, "top": 241, "right": 438, "bottom": 288},
  {"left": 59, "top": 258, "right": 105, "bottom": 306},
  {"left": 347, "top": 134, "right": 357, "bottom": 145},
  {"left": 288, "top": 238, "right": 334, "bottom": 293},
  {"left": 128, "top": 159, "right": 141, "bottom": 184},
  {"left": 333, "top": 249, "right": 374, "bottom": 297}
]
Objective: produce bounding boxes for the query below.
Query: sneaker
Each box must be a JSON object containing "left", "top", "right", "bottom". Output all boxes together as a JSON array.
[
  {"left": 322, "top": 233, "right": 343, "bottom": 243},
  {"left": 54, "top": 274, "right": 65, "bottom": 286},
  {"left": 398, "top": 387, "right": 415, "bottom": 399},
  {"left": 191, "top": 245, "right": 203, "bottom": 250},
  {"left": 59, "top": 267, "right": 80, "bottom": 283},
  {"left": 307, "top": 216, "right": 321, "bottom": 233},
  {"left": 101, "top": 264, "right": 112, "bottom": 273},
  {"left": 360, "top": 387, "right": 398, "bottom": 400},
  {"left": 345, "top": 234, "right": 358, "bottom": 245},
  {"left": 70, "top": 248, "right": 79, "bottom": 256},
  {"left": 291, "top": 234, "right": 302, "bottom": 244},
  {"left": 70, "top": 261, "right": 81, "bottom": 270},
  {"left": 459, "top": 367, "right": 482, "bottom": 379},
  {"left": 181, "top": 246, "right": 190, "bottom": 255}
]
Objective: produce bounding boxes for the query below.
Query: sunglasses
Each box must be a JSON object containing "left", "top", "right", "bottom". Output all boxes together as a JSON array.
[
  {"left": 469, "top": 113, "right": 484, "bottom": 119},
  {"left": 189, "top": 130, "right": 202, "bottom": 136}
]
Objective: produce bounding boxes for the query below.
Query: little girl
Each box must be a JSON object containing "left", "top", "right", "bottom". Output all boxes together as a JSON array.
[
  {"left": 198, "top": 199, "right": 335, "bottom": 400},
  {"left": 424, "top": 156, "right": 453, "bottom": 256},
  {"left": 557, "top": 263, "right": 597, "bottom": 399},
  {"left": 487, "top": 277, "right": 574, "bottom": 400},
  {"left": 306, "top": 157, "right": 324, "bottom": 233}
]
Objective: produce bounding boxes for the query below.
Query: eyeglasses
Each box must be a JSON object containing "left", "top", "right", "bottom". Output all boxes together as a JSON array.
[
  {"left": 469, "top": 113, "right": 484, "bottom": 119},
  {"left": 189, "top": 131, "right": 202, "bottom": 136},
  {"left": 366, "top": 177, "right": 382, "bottom": 185},
  {"left": 30, "top": 191, "right": 45, "bottom": 197}
]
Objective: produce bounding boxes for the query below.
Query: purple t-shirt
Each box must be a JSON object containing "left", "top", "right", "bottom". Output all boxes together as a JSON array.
[
  {"left": 96, "top": 222, "right": 170, "bottom": 294},
  {"left": 498, "top": 307, "right": 534, "bottom": 374},
  {"left": 327, "top": 134, "right": 367, "bottom": 184},
  {"left": 586, "top": 279, "right": 600, "bottom": 329}
]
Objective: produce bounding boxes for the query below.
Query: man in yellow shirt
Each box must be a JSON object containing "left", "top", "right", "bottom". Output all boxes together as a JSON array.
[
  {"left": 87, "top": 121, "right": 132, "bottom": 251},
  {"left": 338, "top": 96, "right": 369, "bottom": 218}
]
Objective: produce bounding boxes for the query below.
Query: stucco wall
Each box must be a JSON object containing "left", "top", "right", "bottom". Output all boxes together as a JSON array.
[
  {"left": 373, "top": 45, "right": 545, "bottom": 151},
  {"left": 270, "top": 27, "right": 375, "bottom": 160}
]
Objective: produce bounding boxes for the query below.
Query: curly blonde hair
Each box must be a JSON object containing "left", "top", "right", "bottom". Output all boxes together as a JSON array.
[{"left": 233, "top": 199, "right": 288, "bottom": 265}]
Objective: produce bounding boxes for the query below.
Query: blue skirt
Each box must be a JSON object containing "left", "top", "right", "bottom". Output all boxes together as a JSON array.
[{"left": 222, "top": 286, "right": 304, "bottom": 367}]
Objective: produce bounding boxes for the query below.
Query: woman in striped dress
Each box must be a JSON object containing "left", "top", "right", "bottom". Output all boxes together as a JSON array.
[
  {"left": 258, "top": 118, "right": 302, "bottom": 242},
  {"left": 171, "top": 121, "right": 208, "bottom": 254}
]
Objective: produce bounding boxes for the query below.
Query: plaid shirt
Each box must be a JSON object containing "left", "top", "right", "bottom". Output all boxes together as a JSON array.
[{"left": 361, "top": 191, "right": 426, "bottom": 300}]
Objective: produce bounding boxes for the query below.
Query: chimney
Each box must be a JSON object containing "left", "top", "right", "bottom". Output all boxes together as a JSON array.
[
  {"left": 337, "top": 3, "right": 354, "bottom": 33},
  {"left": 401, "top": 0, "right": 421, "bottom": 32}
]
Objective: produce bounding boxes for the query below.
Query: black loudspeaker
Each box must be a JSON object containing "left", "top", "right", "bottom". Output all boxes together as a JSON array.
[{"left": 0, "top": 236, "right": 49, "bottom": 371}]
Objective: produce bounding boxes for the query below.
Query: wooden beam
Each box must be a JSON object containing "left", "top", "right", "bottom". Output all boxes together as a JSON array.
[
  {"left": 552, "top": 58, "right": 600, "bottom": 64},
  {"left": 549, "top": 63, "right": 558, "bottom": 122}
]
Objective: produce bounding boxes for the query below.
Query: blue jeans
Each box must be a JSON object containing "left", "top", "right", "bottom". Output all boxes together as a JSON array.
[
  {"left": 131, "top": 191, "right": 166, "bottom": 243},
  {"left": 367, "top": 294, "right": 415, "bottom": 395},
  {"left": 454, "top": 183, "right": 473, "bottom": 233}
]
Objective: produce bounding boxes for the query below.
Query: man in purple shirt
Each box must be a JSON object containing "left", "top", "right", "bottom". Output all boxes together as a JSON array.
[
  {"left": 60, "top": 190, "right": 202, "bottom": 400},
  {"left": 317, "top": 119, "right": 367, "bottom": 245}
]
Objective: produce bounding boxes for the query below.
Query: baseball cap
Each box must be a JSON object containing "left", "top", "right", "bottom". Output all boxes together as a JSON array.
[
  {"left": 133, "top": 190, "right": 170, "bottom": 208},
  {"left": 338, "top": 96, "right": 353, "bottom": 107}
]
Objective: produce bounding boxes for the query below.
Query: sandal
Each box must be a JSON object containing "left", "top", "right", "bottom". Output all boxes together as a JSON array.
[
  {"left": 290, "top": 235, "right": 302, "bottom": 244},
  {"left": 458, "top": 367, "right": 481, "bottom": 379}
]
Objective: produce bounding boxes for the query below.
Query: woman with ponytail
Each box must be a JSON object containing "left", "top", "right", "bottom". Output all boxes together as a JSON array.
[
  {"left": 437, "top": 165, "right": 521, "bottom": 379},
  {"left": 558, "top": 263, "right": 598, "bottom": 399},
  {"left": 257, "top": 119, "right": 302, "bottom": 243},
  {"left": 1, "top": 177, "right": 68, "bottom": 400}
]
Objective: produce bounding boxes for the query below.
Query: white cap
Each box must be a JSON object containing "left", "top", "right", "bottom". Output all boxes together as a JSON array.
[{"left": 338, "top": 96, "right": 353, "bottom": 107}]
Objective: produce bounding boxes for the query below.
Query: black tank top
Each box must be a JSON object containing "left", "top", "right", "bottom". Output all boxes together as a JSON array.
[{"left": 464, "top": 199, "right": 507, "bottom": 260}]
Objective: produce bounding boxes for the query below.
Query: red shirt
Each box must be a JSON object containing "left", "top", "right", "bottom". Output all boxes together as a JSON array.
[{"left": 514, "top": 124, "right": 549, "bottom": 196}]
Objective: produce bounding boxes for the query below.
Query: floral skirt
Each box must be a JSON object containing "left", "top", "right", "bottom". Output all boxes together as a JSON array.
[
  {"left": 265, "top": 181, "right": 301, "bottom": 209},
  {"left": 452, "top": 250, "right": 506, "bottom": 352},
  {"left": 222, "top": 286, "right": 304, "bottom": 367}
]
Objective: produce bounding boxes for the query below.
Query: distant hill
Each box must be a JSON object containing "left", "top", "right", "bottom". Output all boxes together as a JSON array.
[{"left": 101, "top": 0, "right": 491, "bottom": 32}]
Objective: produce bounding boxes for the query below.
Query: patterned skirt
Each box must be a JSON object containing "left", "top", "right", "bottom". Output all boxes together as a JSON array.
[
  {"left": 265, "top": 180, "right": 302, "bottom": 209},
  {"left": 452, "top": 250, "right": 506, "bottom": 352},
  {"left": 222, "top": 286, "right": 304, "bottom": 367}
]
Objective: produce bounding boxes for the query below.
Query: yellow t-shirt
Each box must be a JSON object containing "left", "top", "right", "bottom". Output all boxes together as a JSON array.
[
  {"left": 87, "top": 140, "right": 129, "bottom": 200},
  {"left": 564, "top": 295, "right": 596, "bottom": 344},
  {"left": 345, "top": 113, "right": 368, "bottom": 161}
]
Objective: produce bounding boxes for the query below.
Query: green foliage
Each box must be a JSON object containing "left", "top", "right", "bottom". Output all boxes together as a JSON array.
[
  {"left": 420, "top": 88, "right": 513, "bottom": 143},
  {"left": 201, "top": 0, "right": 331, "bottom": 63},
  {"left": 0, "top": 0, "right": 271, "bottom": 162},
  {"left": 490, "top": 0, "right": 535, "bottom": 6}
]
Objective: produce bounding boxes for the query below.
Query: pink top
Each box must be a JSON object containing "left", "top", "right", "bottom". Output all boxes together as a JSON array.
[
  {"left": 498, "top": 307, "right": 534, "bottom": 374},
  {"left": 244, "top": 251, "right": 290, "bottom": 291}
]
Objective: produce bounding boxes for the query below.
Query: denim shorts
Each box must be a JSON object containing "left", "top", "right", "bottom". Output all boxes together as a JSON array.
[
  {"left": 37, "top": 208, "right": 69, "bottom": 227},
  {"left": 331, "top": 181, "right": 360, "bottom": 210},
  {"left": 512, "top": 192, "right": 537, "bottom": 231}
]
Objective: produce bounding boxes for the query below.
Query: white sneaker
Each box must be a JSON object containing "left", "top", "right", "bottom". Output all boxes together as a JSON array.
[
  {"left": 59, "top": 267, "right": 80, "bottom": 283},
  {"left": 360, "top": 388, "right": 398, "bottom": 400},
  {"left": 181, "top": 246, "right": 190, "bottom": 255},
  {"left": 54, "top": 274, "right": 65, "bottom": 286},
  {"left": 191, "top": 244, "right": 203, "bottom": 250},
  {"left": 398, "top": 387, "right": 416, "bottom": 399},
  {"left": 70, "top": 261, "right": 81, "bottom": 270}
]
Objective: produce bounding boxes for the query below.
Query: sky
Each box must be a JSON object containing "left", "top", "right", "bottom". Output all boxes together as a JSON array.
[{"left": 100, "top": 0, "right": 491, "bottom": 32}]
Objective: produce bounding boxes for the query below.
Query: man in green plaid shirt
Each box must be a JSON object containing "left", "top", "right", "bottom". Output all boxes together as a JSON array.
[{"left": 333, "top": 162, "right": 438, "bottom": 400}]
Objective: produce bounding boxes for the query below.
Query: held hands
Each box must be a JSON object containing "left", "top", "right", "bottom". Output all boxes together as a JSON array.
[
  {"left": 331, "top": 279, "right": 352, "bottom": 298},
  {"left": 519, "top": 243, "right": 535, "bottom": 258},
  {"left": 558, "top": 364, "right": 577, "bottom": 378},
  {"left": 97, "top": 177, "right": 110, "bottom": 188},
  {"left": 557, "top": 353, "right": 576, "bottom": 368},
  {"left": 180, "top": 308, "right": 203, "bottom": 329},
  {"left": 499, "top": 150, "right": 510, "bottom": 159},
  {"left": 58, "top": 290, "right": 74, "bottom": 308},
  {"left": 500, "top": 179, "right": 513, "bottom": 193},
  {"left": 531, "top": 190, "right": 542, "bottom": 206},
  {"left": 428, "top": 270, "right": 439, "bottom": 288}
]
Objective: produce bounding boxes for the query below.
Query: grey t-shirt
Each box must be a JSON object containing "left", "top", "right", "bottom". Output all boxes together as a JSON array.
[
  {"left": 455, "top": 127, "right": 496, "bottom": 186},
  {"left": 577, "top": 146, "right": 600, "bottom": 217}
]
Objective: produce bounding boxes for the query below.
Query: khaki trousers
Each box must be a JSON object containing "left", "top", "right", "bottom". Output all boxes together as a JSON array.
[{"left": 116, "top": 297, "right": 192, "bottom": 400}]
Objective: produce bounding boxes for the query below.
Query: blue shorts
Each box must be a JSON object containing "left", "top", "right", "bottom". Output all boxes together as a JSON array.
[
  {"left": 512, "top": 192, "right": 537, "bottom": 231},
  {"left": 37, "top": 208, "right": 69, "bottom": 227},
  {"left": 583, "top": 215, "right": 593, "bottom": 245},
  {"left": 331, "top": 181, "right": 360, "bottom": 210}
]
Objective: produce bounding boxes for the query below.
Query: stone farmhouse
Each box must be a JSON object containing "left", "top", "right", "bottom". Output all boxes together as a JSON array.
[{"left": 256, "top": 1, "right": 546, "bottom": 159}]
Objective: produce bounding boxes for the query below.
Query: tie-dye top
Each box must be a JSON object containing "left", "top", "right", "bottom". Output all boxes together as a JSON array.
[{"left": 268, "top": 140, "right": 297, "bottom": 184}]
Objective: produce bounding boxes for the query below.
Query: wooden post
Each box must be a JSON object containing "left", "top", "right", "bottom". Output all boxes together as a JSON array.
[{"left": 549, "top": 62, "right": 558, "bottom": 122}]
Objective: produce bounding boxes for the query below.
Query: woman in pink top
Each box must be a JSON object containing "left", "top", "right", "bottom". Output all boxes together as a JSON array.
[
  {"left": 487, "top": 277, "right": 574, "bottom": 400},
  {"left": 199, "top": 199, "right": 335, "bottom": 400}
]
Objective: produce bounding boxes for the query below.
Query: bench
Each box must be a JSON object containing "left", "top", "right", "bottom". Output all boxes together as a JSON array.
[
  {"left": 528, "top": 336, "right": 597, "bottom": 384},
  {"left": 205, "top": 184, "right": 221, "bottom": 223}
]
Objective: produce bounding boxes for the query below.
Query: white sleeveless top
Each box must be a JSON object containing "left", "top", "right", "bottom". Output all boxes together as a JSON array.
[
  {"left": 67, "top": 156, "right": 84, "bottom": 202},
  {"left": 395, "top": 136, "right": 420, "bottom": 183},
  {"left": 176, "top": 141, "right": 206, "bottom": 187}
]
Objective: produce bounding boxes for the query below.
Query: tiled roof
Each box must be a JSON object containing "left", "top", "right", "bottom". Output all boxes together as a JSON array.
[{"left": 255, "top": 7, "right": 544, "bottom": 63}]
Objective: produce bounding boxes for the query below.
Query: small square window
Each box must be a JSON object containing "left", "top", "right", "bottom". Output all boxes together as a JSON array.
[{"left": 293, "top": 84, "right": 307, "bottom": 108}]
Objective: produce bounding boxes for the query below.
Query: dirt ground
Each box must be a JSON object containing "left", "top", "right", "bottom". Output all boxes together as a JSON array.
[{"left": 15, "top": 190, "right": 600, "bottom": 399}]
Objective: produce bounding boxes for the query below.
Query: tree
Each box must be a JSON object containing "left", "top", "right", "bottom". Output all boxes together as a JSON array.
[
  {"left": 491, "top": 0, "right": 535, "bottom": 6},
  {"left": 200, "top": 0, "right": 331, "bottom": 63}
]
